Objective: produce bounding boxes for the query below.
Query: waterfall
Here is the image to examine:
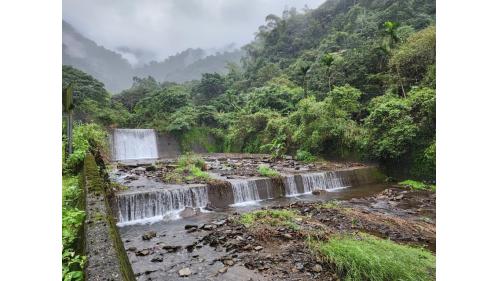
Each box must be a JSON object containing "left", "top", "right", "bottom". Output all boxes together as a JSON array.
[
  {"left": 301, "top": 172, "right": 348, "bottom": 193},
  {"left": 116, "top": 186, "right": 208, "bottom": 225},
  {"left": 284, "top": 175, "right": 299, "bottom": 196},
  {"left": 113, "top": 129, "right": 159, "bottom": 161},
  {"left": 230, "top": 180, "right": 261, "bottom": 206}
]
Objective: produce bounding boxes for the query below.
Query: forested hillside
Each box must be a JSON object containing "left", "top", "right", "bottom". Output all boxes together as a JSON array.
[
  {"left": 63, "top": 0, "right": 436, "bottom": 180},
  {"left": 63, "top": 21, "right": 243, "bottom": 92}
]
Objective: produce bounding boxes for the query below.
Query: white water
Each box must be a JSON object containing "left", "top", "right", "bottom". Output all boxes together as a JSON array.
[
  {"left": 116, "top": 186, "right": 208, "bottom": 224},
  {"left": 230, "top": 180, "right": 261, "bottom": 206},
  {"left": 113, "top": 129, "right": 159, "bottom": 161},
  {"left": 284, "top": 175, "right": 299, "bottom": 196},
  {"left": 284, "top": 172, "right": 349, "bottom": 196}
]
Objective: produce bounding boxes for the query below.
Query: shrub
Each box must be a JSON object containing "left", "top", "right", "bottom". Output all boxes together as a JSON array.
[
  {"left": 177, "top": 153, "right": 206, "bottom": 170},
  {"left": 312, "top": 233, "right": 436, "bottom": 281},
  {"left": 257, "top": 164, "right": 280, "bottom": 177},
  {"left": 63, "top": 176, "right": 81, "bottom": 208},
  {"left": 295, "top": 149, "right": 316, "bottom": 162},
  {"left": 64, "top": 123, "right": 108, "bottom": 174}
]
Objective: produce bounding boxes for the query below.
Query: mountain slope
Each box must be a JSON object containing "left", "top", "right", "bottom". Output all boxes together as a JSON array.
[
  {"left": 63, "top": 21, "right": 243, "bottom": 93},
  {"left": 63, "top": 20, "right": 134, "bottom": 93}
]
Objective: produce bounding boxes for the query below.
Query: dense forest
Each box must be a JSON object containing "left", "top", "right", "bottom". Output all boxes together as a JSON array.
[{"left": 63, "top": 0, "right": 436, "bottom": 181}]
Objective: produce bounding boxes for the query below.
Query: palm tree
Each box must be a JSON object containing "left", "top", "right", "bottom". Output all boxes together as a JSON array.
[
  {"left": 321, "top": 53, "right": 334, "bottom": 91},
  {"left": 299, "top": 63, "right": 311, "bottom": 97},
  {"left": 382, "top": 21, "right": 406, "bottom": 97},
  {"left": 63, "top": 85, "right": 74, "bottom": 155}
]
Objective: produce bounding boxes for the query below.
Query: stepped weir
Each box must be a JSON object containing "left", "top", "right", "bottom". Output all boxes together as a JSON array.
[{"left": 109, "top": 129, "right": 385, "bottom": 225}]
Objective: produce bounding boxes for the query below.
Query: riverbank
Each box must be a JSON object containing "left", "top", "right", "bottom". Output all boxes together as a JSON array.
[{"left": 119, "top": 187, "right": 435, "bottom": 280}]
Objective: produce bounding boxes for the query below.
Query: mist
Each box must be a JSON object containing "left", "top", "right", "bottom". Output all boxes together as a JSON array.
[{"left": 62, "top": 0, "right": 325, "bottom": 65}]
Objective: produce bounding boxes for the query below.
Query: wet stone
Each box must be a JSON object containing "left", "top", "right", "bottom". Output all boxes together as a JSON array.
[
  {"left": 151, "top": 256, "right": 163, "bottom": 263},
  {"left": 142, "top": 231, "right": 157, "bottom": 240},
  {"left": 136, "top": 249, "right": 151, "bottom": 256}
]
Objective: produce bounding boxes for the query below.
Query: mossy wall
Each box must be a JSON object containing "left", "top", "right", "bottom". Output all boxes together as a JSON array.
[{"left": 83, "top": 154, "right": 136, "bottom": 281}]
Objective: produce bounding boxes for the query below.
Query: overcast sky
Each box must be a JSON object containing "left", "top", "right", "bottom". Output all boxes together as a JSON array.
[{"left": 63, "top": 0, "right": 325, "bottom": 63}]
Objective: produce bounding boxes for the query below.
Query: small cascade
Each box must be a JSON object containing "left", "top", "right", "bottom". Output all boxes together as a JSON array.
[
  {"left": 301, "top": 172, "right": 349, "bottom": 193},
  {"left": 116, "top": 186, "right": 208, "bottom": 224},
  {"left": 230, "top": 180, "right": 261, "bottom": 206},
  {"left": 283, "top": 175, "right": 299, "bottom": 196},
  {"left": 113, "top": 129, "right": 159, "bottom": 161}
]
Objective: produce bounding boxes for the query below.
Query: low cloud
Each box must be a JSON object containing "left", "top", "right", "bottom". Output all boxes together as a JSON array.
[{"left": 63, "top": 0, "right": 325, "bottom": 63}]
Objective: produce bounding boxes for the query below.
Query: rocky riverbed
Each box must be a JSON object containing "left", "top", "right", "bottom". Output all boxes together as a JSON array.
[{"left": 118, "top": 187, "right": 435, "bottom": 280}]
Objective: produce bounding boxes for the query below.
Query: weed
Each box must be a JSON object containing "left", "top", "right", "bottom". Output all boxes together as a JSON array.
[
  {"left": 311, "top": 233, "right": 436, "bottom": 281},
  {"left": 257, "top": 164, "right": 280, "bottom": 177},
  {"left": 399, "top": 180, "right": 436, "bottom": 191},
  {"left": 239, "top": 209, "right": 300, "bottom": 230}
]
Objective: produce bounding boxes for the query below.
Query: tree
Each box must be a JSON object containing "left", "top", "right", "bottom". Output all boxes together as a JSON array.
[
  {"left": 194, "top": 73, "right": 227, "bottom": 102},
  {"left": 390, "top": 26, "right": 436, "bottom": 92},
  {"left": 62, "top": 85, "right": 74, "bottom": 155}
]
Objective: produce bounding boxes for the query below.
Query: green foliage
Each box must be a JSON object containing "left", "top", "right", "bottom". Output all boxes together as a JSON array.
[
  {"left": 399, "top": 180, "right": 436, "bottom": 191},
  {"left": 193, "top": 72, "right": 227, "bottom": 102},
  {"left": 63, "top": 176, "right": 81, "bottom": 208},
  {"left": 239, "top": 209, "right": 299, "bottom": 230},
  {"left": 62, "top": 250, "right": 86, "bottom": 281},
  {"left": 164, "top": 153, "right": 211, "bottom": 183},
  {"left": 177, "top": 153, "right": 206, "bottom": 169},
  {"left": 312, "top": 233, "right": 435, "bottom": 281},
  {"left": 65, "top": 0, "right": 436, "bottom": 182},
  {"left": 257, "top": 165, "right": 280, "bottom": 177},
  {"left": 390, "top": 26, "right": 436, "bottom": 93},
  {"left": 295, "top": 150, "right": 316, "bottom": 162},
  {"left": 63, "top": 65, "right": 127, "bottom": 126},
  {"left": 64, "top": 123, "right": 108, "bottom": 174},
  {"left": 62, "top": 207, "right": 86, "bottom": 281},
  {"left": 180, "top": 127, "right": 221, "bottom": 153}
]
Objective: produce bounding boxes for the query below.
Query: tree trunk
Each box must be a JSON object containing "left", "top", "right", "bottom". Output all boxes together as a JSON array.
[
  {"left": 67, "top": 112, "right": 73, "bottom": 155},
  {"left": 396, "top": 66, "right": 406, "bottom": 97}
]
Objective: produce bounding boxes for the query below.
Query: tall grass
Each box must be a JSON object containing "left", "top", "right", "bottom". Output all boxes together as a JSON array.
[{"left": 311, "top": 233, "right": 435, "bottom": 281}]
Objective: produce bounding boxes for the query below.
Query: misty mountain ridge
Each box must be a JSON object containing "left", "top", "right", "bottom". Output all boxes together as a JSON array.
[{"left": 62, "top": 21, "right": 243, "bottom": 93}]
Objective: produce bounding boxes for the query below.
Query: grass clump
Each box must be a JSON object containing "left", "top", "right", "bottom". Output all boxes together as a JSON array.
[
  {"left": 164, "top": 153, "right": 211, "bottom": 183},
  {"left": 239, "top": 209, "right": 300, "bottom": 230},
  {"left": 399, "top": 180, "right": 436, "bottom": 191},
  {"left": 319, "top": 200, "right": 340, "bottom": 209},
  {"left": 312, "top": 233, "right": 435, "bottom": 281},
  {"left": 257, "top": 164, "right": 280, "bottom": 177}
]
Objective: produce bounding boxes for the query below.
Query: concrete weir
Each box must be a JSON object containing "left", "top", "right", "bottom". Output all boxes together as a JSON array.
[
  {"left": 110, "top": 128, "right": 181, "bottom": 161},
  {"left": 113, "top": 166, "right": 385, "bottom": 224}
]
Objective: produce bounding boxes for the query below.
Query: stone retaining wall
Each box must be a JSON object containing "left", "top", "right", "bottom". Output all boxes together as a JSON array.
[{"left": 83, "top": 154, "right": 136, "bottom": 281}]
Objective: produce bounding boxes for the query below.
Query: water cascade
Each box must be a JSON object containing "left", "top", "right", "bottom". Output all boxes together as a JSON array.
[
  {"left": 283, "top": 175, "right": 299, "bottom": 196},
  {"left": 301, "top": 172, "right": 349, "bottom": 193},
  {"left": 230, "top": 180, "right": 261, "bottom": 206},
  {"left": 113, "top": 129, "right": 158, "bottom": 161},
  {"left": 283, "top": 172, "right": 350, "bottom": 196},
  {"left": 116, "top": 186, "right": 208, "bottom": 224}
]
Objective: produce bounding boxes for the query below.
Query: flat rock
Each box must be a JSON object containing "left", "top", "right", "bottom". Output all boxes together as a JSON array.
[{"left": 178, "top": 267, "right": 192, "bottom": 277}]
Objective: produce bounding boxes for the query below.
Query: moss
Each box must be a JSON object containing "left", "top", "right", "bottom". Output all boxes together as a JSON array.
[
  {"left": 311, "top": 233, "right": 436, "bottom": 281},
  {"left": 399, "top": 179, "right": 436, "bottom": 191},
  {"left": 83, "top": 154, "right": 136, "bottom": 281},
  {"left": 179, "top": 127, "right": 221, "bottom": 153}
]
